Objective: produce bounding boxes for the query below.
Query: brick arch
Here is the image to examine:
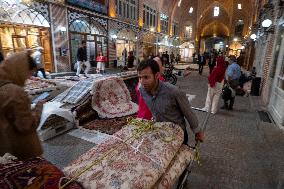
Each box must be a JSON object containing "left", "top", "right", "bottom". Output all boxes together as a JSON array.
[
  {"left": 201, "top": 21, "right": 230, "bottom": 37},
  {"left": 198, "top": 2, "right": 231, "bottom": 38}
]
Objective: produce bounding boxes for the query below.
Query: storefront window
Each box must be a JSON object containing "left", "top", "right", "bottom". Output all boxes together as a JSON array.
[
  {"left": 277, "top": 24, "right": 284, "bottom": 90},
  {"left": 160, "top": 13, "right": 169, "bottom": 34},
  {"left": 70, "top": 20, "right": 91, "bottom": 34},
  {"left": 0, "top": 25, "right": 52, "bottom": 70}
]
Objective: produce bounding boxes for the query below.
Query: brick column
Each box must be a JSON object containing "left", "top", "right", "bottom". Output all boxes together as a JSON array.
[{"left": 49, "top": 4, "right": 71, "bottom": 72}]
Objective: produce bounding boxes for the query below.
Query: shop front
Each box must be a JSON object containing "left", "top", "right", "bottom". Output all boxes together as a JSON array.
[
  {"left": 0, "top": 0, "right": 53, "bottom": 71},
  {"left": 115, "top": 29, "right": 137, "bottom": 67},
  {"left": 229, "top": 41, "right": 243, "bottom": 57},
  {"left": 179, "top": 42, "right": 194, "bottom": 62},
  {"left": 68, "top": 11, "right": 108, "bottom": 70},
  {"left": 268, "top": 21, "right": 284, "bottom": 129},
  {"left": 141, "top": 32, "right": 157, "bottom": 58}
]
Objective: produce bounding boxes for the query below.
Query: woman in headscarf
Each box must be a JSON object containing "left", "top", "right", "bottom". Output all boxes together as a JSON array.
[
  {"left": 0, "top": 51, "right": 43, "bottom": 160},
  {"left": 201, "top": 55, "right": 228, "bottom": 114}
]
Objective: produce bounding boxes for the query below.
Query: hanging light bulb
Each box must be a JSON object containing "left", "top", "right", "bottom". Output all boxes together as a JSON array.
[
  {"left": 262, "top": 19, "right": 272, "bottom": 28},
  {"left": 250, "top": 34, "right": 257, "bottom": 40}
]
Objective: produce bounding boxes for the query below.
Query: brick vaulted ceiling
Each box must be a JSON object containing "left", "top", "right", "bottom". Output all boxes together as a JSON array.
[{"left": 160, "top": 0, "right": 256, "bottom": 40}]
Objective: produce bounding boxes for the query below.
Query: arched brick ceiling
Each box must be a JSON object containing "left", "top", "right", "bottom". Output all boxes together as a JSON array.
[
  {"left": 201, "top": 21, "right": 230, "bottom": 37},
  {"left": 198, "top": 3, "right": 231, "bottom": 37},
  {"left": 168, "top": 0, "right": 255, "bottom": 39}
]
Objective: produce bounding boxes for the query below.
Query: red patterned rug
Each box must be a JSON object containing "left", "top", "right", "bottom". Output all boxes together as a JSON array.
[
  {"left": 91, "top": 77, "right": 138, "bottom": 118},
  {"left": 0, "top": 157, "right": 83, "bottom": 189},
  {"left": 82, "top": 115, "right": 135, "bottom": 135}
]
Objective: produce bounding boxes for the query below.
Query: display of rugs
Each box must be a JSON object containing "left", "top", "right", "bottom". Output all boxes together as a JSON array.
[
  {"left": 74, "top": 97, "right": 99, "bottom": 126},
  {"left": 25, "top": 77, "right": 57, "bottom": 95},
  {"left": 153, "top": 145, "right": 194, "bottom": 189},
  {"left": 82, "top": 115, "right": 135, "bottom": 135},
  {"left": 0, "top": 157, "right": 84, "bottom": 189},
  {"left": 91, "top": 77, "right": 138, "bottom": 118},
  {"left": 63, "top": 79, "right": 94, "bottom": 104},
  {"left": 63, "top": 122, "right": 184, "bottom": 189}
]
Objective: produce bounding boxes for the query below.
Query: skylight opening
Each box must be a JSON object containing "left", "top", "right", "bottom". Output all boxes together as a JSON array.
[{"left": 214, "top": 6, "right": 219, "bottom": 17}]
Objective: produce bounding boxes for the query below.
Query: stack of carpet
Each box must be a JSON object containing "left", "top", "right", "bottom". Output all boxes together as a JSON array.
[
  {"left": 63, "top": 121, "right": 194, "bottom": 189},
  {"left": 74, "top": 77, "right": 138, "bottom": 135},
  {"left": 0, "top": 155, "right": 84, "bottom": 189}
]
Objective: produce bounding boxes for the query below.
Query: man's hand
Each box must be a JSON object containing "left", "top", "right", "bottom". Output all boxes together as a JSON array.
[{"left": 195, "top": 132, "right": 205, "bottom": 143}]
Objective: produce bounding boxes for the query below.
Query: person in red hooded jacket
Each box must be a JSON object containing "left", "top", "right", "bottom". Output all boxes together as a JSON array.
[{"left": 201, "top": 55, "right": 228, "bottom": 114}]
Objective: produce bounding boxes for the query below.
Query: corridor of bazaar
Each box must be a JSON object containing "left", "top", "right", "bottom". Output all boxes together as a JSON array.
[{"left": 0, "top": 0, "right": 284, "bottom": 188}]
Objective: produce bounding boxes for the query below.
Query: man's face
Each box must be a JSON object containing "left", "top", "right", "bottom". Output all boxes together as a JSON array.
[{"left": 138, "top": 67, "right": 159, "bottom": 93}]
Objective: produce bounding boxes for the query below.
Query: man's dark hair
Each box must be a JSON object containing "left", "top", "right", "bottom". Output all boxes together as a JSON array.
[{"left": 137, "top": 59, "right": 160, "bottom": 74}]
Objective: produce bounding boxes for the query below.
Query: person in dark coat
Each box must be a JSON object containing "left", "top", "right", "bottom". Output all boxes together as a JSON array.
[
  {"left": 198, "top": 53, "right": 205, "bottom": 75},
  {"left": 0, "top": 51, "right": 4, "bottom": 63}
]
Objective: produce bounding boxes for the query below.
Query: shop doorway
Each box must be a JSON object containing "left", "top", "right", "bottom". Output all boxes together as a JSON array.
[
  {"left": 0, "top": 25, "right": 53, "bottom": 71},
  {"left": 70, "top": 33, "right": 108, "bottom": 70},
  {"left": 69, "top": 17, "right": 108, "bottom": 71}
]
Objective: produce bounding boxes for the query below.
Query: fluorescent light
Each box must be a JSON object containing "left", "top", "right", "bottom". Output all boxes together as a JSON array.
[
  {"left": 189, "top": 7, "right": 193, "bottom": 14},
  {"left": 219, "top": 41, "right": 223, "bottom": 44},
  {"left": 233, "top": 38, "right": 238, "bottom": 42},
  {"left": 150, "top": 27, "right": 155, "bottom": 32},
  {"left": 226, "top": 45, "right": 229, "bottom": 47},
  {"left": 110, "top": 34, "right": 117, "bottom": 39},
  {"left": 178, "top": 0, "right": 182, "bottom": 7},
  {"left": 60, "top": 26, "right": 66, "bottom": 32},
  {"left": 238, "top": 4, "right": 242, "bottom": 9},
  {"left": 262, "top": 19, "right": 272, "bottom": 28},
  {"left": 250, "top": 34, "right": 257, "bottom": 40},
  {"left": 214, "top": 6, "right": 219, "bottom": 17}
]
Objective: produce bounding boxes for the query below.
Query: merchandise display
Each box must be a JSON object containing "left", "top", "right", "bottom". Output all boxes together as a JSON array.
[
  {"left": 153, "top": 145, "right": 194, "bottom": 189},
  {"left": 82, "top": 115, "right": 135, "bottom": 135},
  {"left": 91, "top": 77, "right": 138, "bottom": 118},
  {"left": 24, "top": 77, "right": 57, "bottom": 95},
  {"left": 0, "top": 157, "right": 83, "bottom": 189},
  {"left": 63, "top": 121, "right": 184, "bottom": 189}
]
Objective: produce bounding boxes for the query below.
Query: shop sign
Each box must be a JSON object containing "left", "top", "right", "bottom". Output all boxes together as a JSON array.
[{"left": 66, "top": 0, "right": 107, "bottom": 15}]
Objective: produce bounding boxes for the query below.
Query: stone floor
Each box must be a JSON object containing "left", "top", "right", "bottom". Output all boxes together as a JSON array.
[
  {"left": 178, "top": 69, "right": 284, "bottom": 189},
  {"left": 42, "top": 67, "right": 284, "bottom": 189}
]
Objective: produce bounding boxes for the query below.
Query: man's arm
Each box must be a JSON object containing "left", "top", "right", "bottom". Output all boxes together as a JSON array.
[
  {"left": 175, "top": 89, "right": 204, "bottom": 142},
  {"left": 175, "top": 89, "right": 199, "bottom": 133}
]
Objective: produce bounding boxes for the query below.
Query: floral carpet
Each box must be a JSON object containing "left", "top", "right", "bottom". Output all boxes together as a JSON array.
[{"left": 91, "top": 77, "right": 138, "bottom": 118}]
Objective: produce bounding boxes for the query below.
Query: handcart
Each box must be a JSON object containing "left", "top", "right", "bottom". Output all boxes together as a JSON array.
[{"left": 175, "top": 104, "right": 212, "bottom": 189}]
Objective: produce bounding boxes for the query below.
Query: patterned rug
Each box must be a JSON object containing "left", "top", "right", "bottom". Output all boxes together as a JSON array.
[
  {"left": 0, "top": 157, "right": 83, "bottom": 189},
  {"left": 81, "top": 115, "right": 135, "bottom": 135},
  {"left": 91, "top": 77, "right": 138, "bottom": 118},
  {"left": 63, "top": 121, "right": 184, "bottom": 189}
]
